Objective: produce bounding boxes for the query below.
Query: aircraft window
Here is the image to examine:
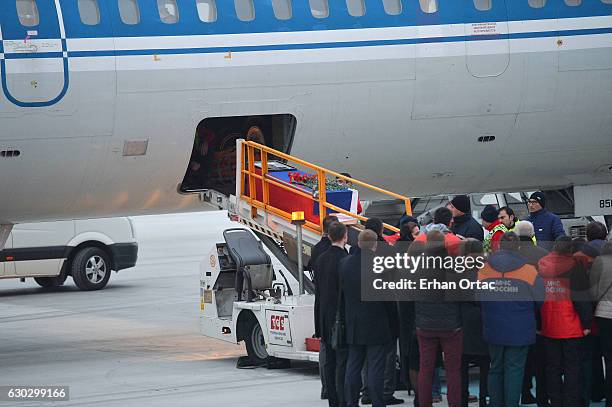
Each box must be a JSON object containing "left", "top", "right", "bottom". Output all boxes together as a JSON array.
[
  {"left": 309, "top": 0, "right": 329, "bottom": 18},
  {"left": 603, "top": 0, "right": 612, "bottom": 4},
  {"left": 473, "top": 0, "right": 492, "bottom": 11},
  {"left": 118, "top": 0, "right": 140, "bottom": 24},
  {"left": 382, "top": 0, "right": 402, "bottom": 15},
  {"left": 419, "top": 0, "right": 438, "bottom": 13},
  {"left": 78, "top": 0, "right": 101, "bottom": 25},
  {"left": 272, "top": 0, "right": 292, "bottom": 20},
  {"left": 528, "top": 0, "right": 546, "bottom": 8},
  {"left": 346, "top": 0, "right": 366, "bottom": 16},
  {"left": 16, "top": 0, "right": 40, "bottom": 27},
  {"left": 565, "top": 0, "right": 580, "bottom": 4},
  {"left": 158, "top": 0, "right": 179, "bottom": 24},
  {"left": 197, "top": 0, "right": 217, "bottom": 22},
  {"left": 234, "top": 0, "right": 255, "bottom": 21}
]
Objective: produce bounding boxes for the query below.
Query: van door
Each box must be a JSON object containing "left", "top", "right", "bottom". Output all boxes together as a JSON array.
[
  {"left": 0, "top": 0, "right": 68, "bottom": 107},
  {"left": 11, "top": 221, "right": 73, "bottom": 277},
  {"left": 465, "top": 0, "right": 510, "bottom": 78}
]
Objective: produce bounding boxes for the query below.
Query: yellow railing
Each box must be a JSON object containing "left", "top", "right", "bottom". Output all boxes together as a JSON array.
[{"left": 239, "top": 140, "right": 412, "bottom": 236}]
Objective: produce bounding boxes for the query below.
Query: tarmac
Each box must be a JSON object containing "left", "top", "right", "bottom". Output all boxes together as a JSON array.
[
  {"left": 0, "top": 212, "right": 604, "bottom": 406},
  {"left": 0, "top": 212, "right": 329, "bottom": 407}
]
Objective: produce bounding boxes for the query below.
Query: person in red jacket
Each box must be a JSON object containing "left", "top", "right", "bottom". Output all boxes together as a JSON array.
[
  {"left": 481, "top": 205, "right": 507, "bottom": 253},
  {"left": 414, "top": 207, "right": 462, "bottom": 256},
  {"left": 538, "top": 236, "right": 593, "bottom": 407}
]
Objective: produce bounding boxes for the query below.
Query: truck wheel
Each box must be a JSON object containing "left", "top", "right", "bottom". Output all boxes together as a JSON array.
[
  {"left": 71, "top": 247, "right": 111, "bottom": 291},
  {"left": 244, "top": 317, "right": 268, "bottom": 365},
  {"left": 34, "top": 274, "right": 67, "bottom": 288}
]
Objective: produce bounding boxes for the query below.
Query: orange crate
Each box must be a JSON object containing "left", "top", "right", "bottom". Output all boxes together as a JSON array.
[{"left": 305, "top": 337, "right": 321, "bottom": 352}]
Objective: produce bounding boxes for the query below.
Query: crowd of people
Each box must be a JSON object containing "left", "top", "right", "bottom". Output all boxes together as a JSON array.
[{"left": 309, "top": 192, "right": 612, "bottom": 407}]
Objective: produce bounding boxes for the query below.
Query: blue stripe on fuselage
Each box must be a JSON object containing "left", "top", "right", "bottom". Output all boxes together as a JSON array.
[{"left": 55, "top": 26, "right": 612, "bottom": 59}]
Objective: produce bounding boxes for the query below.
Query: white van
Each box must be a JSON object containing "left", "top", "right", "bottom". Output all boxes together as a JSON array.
[{"left": 0, "top": 218, "right": 138, "bottom": 291}]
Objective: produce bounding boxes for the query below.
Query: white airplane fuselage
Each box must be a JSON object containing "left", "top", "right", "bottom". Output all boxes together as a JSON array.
[{"left": 1, "top": 0, "right": 612, "bottom": 224}]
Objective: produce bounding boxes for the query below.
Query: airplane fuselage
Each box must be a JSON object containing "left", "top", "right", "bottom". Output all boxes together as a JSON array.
[{"left": 1, "top": 0, "right": 612, "bottom": 223}]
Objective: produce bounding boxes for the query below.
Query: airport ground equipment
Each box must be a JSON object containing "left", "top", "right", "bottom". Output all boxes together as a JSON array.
[{"left": 199, "top": 139, "right": 412, "bottom": 365}]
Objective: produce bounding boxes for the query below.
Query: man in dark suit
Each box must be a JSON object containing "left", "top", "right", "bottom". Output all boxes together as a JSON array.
[
  {"left": 341, "top": 229, "right": 393, "bottom": 407},
  {"left": 310, "top": 215, "right": 339, "bottom": 400},
  {"left": 317, "top": 222, "right": 349, "bottom": 407},
  {"left": 360, "top": 218, "right": 403, "bottom": 405}
]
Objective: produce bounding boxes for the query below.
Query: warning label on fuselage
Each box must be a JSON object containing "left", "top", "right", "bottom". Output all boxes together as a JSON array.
[{"left": 469, "top": 22, "right": 500, "bottom": 36}]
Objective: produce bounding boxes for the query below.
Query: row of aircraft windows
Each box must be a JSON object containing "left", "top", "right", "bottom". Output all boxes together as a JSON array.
[{"left": 15, "top": 0, "right": 612, "bottom": 27}]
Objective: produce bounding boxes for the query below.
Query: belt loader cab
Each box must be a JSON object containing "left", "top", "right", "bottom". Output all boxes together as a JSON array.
[
  {"left": 199, "top": 228, "right": 318, "bottom": 366},
  {"left": 0, "top": 218, "right": 138, "bottom": 291}
]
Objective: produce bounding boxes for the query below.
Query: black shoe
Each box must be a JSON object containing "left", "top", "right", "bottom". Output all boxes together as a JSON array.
[
  {"left": 522, "top": 393, "right": 537, "bottom": 405},
  {"left": 360, "top": 395, "right": 372, "bottom": 405},
  {"left": 320, "top": 390, "right": 327, "bottom": 400},
  {"left": 385, "top": 396, "right": 405, "bottom": 405},
  {"left": 236, "top": 356, "right": 257, "bottom": 369}
]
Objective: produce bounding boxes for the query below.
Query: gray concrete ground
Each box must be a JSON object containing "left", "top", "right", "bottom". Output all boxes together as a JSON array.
[
  {"left": 4, "top": 212, "right": 601, "bottom": 407},
  {"left": 0, "top": 212, "right": 336, "bottom": 407}
]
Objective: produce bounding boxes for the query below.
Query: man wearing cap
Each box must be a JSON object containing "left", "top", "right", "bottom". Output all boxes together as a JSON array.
[
  {"left": 526, "top": 192, "right": 565, "bottom": 251},
  {"left": 448, "top": 195, "right": 484, "bottom": 241},
  {"left": 481, "top": 205, "right": 508, "bottom": 253}
]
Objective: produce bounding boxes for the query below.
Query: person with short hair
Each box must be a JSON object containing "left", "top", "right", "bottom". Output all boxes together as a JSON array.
[
  {"left": 527, "top": 192, "right": 565, "bottom": 251},
  {"left": 310, "top": 215, "right": 339, "bottom": 400},
  {"left": 497, "top": 206, "right": 516, "bottom": 229},
  {"left": 481, "top": 205, "right": 508, "bottom": 253},
  {"left": 415, "top": 207, "right": 463, "bottom": 255},
  {"left": 538, "top": 236, "right": 593, "bottom": 407},
  {"left": 586, "top": 221, "right": 608, "bottom": 253},
  {"left": 514, "top": 221, "right": 549, "bottom": 266},
  {"left": 363, "top": 217, "right": 395, "bottom": 257},
  {"left": 448, "top": 195, "right": 484, "bottom": 241},
  {"left": 341, "top": 230, "right": 394, "bottom": 407},
  {"left": 478, "top": 232, "right": 544, "bottom": 407},
  {"left": 316, "top": 222, "right": 349, "bottom": 407},
  {"left": 415, "top": 231, "right": 464, "bottom": 407},
  {"left": 360, "top": 218, "right": 404, "bottom": 405}
]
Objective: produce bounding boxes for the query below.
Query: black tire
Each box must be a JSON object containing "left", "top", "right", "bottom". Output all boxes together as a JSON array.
[
  {"left": 34, "top": 274, "right": 67, "bottom": 288},
  {"left": 244, "top": 316, "right": 268, "bottom": 365},
  {"left": 71, "top": 247, "right": 112, "bottom": 291}
]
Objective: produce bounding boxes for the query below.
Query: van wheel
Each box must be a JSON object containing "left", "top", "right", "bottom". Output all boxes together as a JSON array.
[
  {"left": 71, "top": 247, "right": 111, "bottom": 291},
  {"left": 34, "top": 275, "right": 67, "bottom": 288},
  {"left": 244, "top": 317, "right": 268, "bottom": 365}
]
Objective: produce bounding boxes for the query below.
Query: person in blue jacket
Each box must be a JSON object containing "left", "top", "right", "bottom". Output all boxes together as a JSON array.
[{"left": 526, "top": 192, "right": 565, "bottom": 251}]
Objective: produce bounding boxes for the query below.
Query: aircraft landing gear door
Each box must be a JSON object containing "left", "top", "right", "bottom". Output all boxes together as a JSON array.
[
  {"left": 465, "top": 0, "right": 510, "bottom": 78},
  {"left": 0, "top": 0, "right": 68, "bottom": 107}
]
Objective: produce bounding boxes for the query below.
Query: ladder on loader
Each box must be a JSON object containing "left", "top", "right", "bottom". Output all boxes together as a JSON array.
[
  {"left": 198, "top": 139, "right": 413, "bottom": 365},
  {"left": 201, "top": 139, "right": 413, "bottom": 290}
]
